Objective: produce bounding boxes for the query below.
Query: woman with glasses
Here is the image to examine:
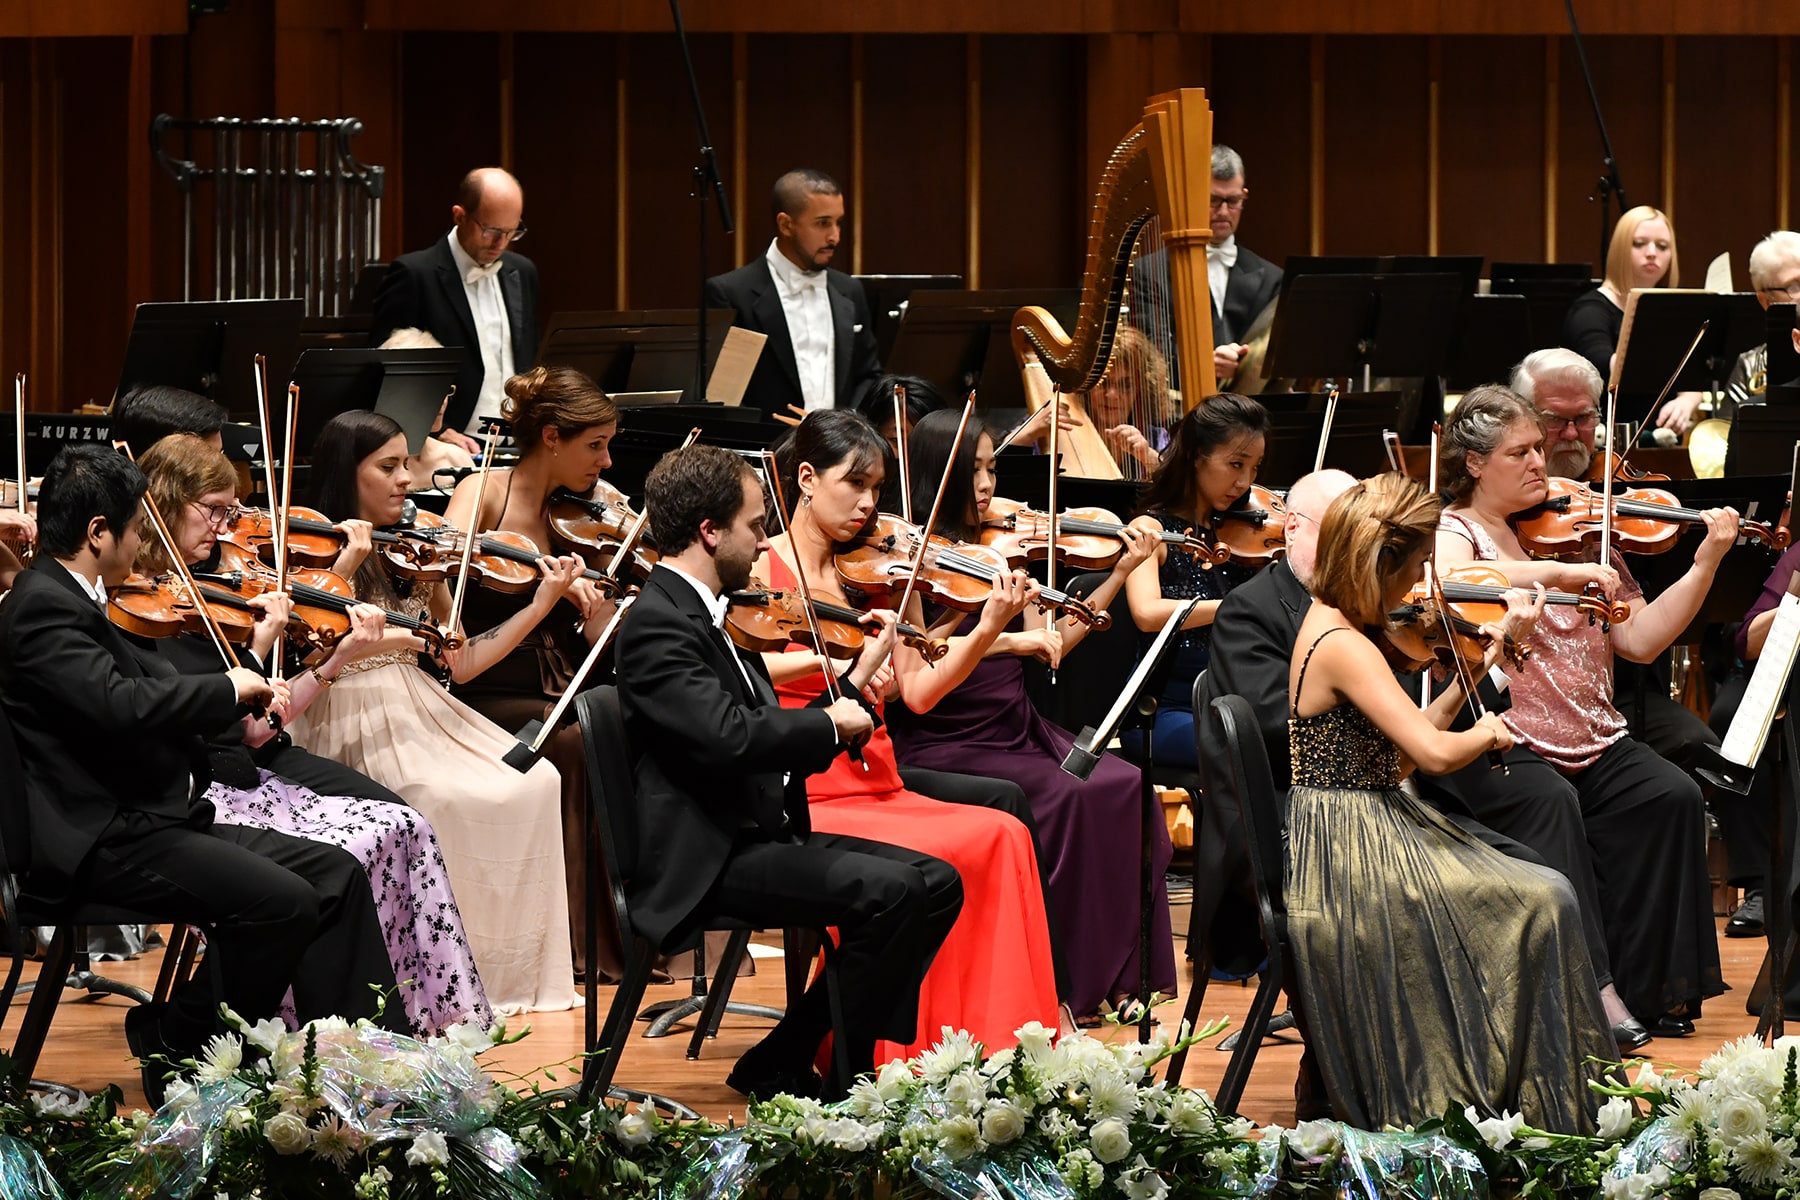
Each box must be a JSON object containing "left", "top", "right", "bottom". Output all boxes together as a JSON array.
[
  {"left": 1435, "top": 384, "right": 1737, "bottom": 1051},
  {"left": 131, "top": 434, "right": 492, "bottom": 1035}
]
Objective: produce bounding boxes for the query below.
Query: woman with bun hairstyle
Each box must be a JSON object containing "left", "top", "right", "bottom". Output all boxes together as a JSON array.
[
  {"left": 443, "top": 365, "right": 625, "bottom": 983},
  {"left": 289, "top": 407, "right": 581, "bottom": 1016}
]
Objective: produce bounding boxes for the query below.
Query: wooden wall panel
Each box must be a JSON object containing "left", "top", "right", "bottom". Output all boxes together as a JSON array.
[
  {"left": 1322, "top": 36, "right": 1429, "bottom": 255},
  {"left": 741, "top": 34, "right": 855, "bottom": 278},
  {"left": 0, "top": 40, "right": 33, "bottom": 387},
  {"left": 398, "top": 33, "right": 502, "bottom": 264},
  {"left": 622, "top": 32, "right": 735, "bottom": 307},
  {"left": 860, "top": 35, "right": 967, "bottom": 276},
  {"left": 1554, "top": 35, "right": 1662, "bottom": 274},
  {"left": 978, "top": 34, "right": 1082, "bottom": 289},
  {"left": 60, "top": 37, "right": 131, "bottom": 407},
  {"left": 1207, "top": 35, "right": 1311, "bottom": 272},
  {"left": 1673, "top": 36, "right": 1777, "bottom": 283},
  {"left": 512, "top": 33, "right": 619, "bottom": 319},
  {"left": 1437, "top": 36, "right": 1545, "bottom": 265}
]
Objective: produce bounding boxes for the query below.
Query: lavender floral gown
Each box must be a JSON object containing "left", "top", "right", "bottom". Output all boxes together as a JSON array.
[{"left": 207, "top": 771, "right": 493, "bottom": 1034}]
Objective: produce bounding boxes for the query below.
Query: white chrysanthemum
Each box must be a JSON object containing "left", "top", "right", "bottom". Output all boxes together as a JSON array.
[
  {"left": 980, "top": 1098, "right": 1028, "bottom": 1145},
  {"left": 919, "top": 1029, "right": 980, "bottom": 1084},
  {"left": 1596, "top": 1095, "right": 1637, "bottom": 1142},
  {"left": 981, "top": 1047, "right": 1017, "bottom": 1080},
  {"left": 1086, "top": 1070, "right": 1141, "bottom": 1123},
  {"left": 1039, "top": 1109, "right": 1078, "bottom": 1141},
  {"left": 1715, "top": 1094, "right": 1770, "bottom": 1147},
  {"left": 195, "top": 1033, "right": 244, "bottom": 1085},
  {"left": 1704, "top": 1036, "right": 1774, "bottom": 1085},
  {"left": 937, "top": 1114, "right": 984, "bottom": 1161},
  {"left": 310, "top": 1112, "right": 363, "bottom": 1168},
  {"left": 944, "top": 1068, "right": 988, "bottom": 1113},
  {"left": 1732, "top": 1132, "right": 1800, "bottom": 1189},
  {"left": 846, "top": 1080, "right": 890, "bottom": 1119},
  {"left": 1661, "top": 1084, "right": 1708, "bottom": 1136},
  {"left": 1090, "top": 1116, "right": 1132, "bottom": 1164},
  {"left": 1164, "top": 1090, "right": 1215, "bottom": 1137}
]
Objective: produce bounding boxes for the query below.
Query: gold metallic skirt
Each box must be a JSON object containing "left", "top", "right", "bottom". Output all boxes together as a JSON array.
[{"left": 1286, "top": 784, "right": 1616, "bottom": 1134}]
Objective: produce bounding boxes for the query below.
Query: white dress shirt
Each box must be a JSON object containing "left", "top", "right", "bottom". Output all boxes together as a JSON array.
[
  {"left": 660, "top": 562, "right": 759, "bottom": 698},
  {"left": 72, "top": 569, "right": 108, "bottom": 608},
  {"left": 1207, "top": 236, "right": 1237, "bottom": 327},
  {"left": 765, "top": 239, "right": 835, "bottom": 412},
  {"left": 447, "top": 231, "right": 516, "bottom": 436}
]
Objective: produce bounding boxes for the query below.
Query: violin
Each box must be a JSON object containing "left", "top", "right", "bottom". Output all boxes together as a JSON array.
[
  {"left": 1385, "top": 567, "right": 1534, "bottom": 673},
  {"left": 836, "top": 513, "right": 1107, "bottom": 628},
  {"left": 108, "top": 572, "right": 262, "bottom": 643},
  {"left": 546, "top": 484, "right": 657, "bottom": 580},
  {"left": 1201, "top": 484, "right": 1288, "bottom": 566},
  {"left": 1513, "top": 476, "right": 1789, "bottom": 560},
  {"left": 979, "top": 497, "right": 1222, "bottom": 571},
  {"left": 724, "top": 588, "right": 949, "bottom": 663},
  {"left": 200, "top": 543, "right": 456, "bottom": 656},
  {"left": 1424, "top": 563, "right": 1630, "bottom": 626}
]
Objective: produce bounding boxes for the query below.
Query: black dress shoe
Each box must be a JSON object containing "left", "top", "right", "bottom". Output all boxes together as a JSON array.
[
  {"left": 123, "top": 1002, "right": 175, "bottom": 1109},
  {"left": 1727, "top": 890, "right": 1767, "bottom": 938},
  {"left": 1645, "top": 1014, "right": 1695, "bottom": 1037},
  {"left": 1611, "top": 1017, "right": 1652, "bottom": 1052},
  {"left": 724, "top": 1060, "right": 822, "bottom": 1101}
]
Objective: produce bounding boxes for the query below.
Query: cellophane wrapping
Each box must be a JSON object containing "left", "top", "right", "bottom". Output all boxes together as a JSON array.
[{"left": 0, "top": 1132, "right": 66, "bottom": 1200}]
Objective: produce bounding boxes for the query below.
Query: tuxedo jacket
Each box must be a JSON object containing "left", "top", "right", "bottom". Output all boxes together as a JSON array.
[
  {"left": 704, "top": 258, "right": 882, "bottom": 419},
  {"left": 1130, "top": 244, "right": 1283, "bottom": 392},
  {"left": 369, "top": 238, "right": 540, "bottom": 434},
  {"left": 614, "top": 565, "right": 844, "bottom": 950},
  {"left": 0, "top": 560, "right": 244, "bottom": 904}
]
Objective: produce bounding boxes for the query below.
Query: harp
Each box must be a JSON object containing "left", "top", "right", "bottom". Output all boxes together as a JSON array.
[{"left": 1012, "top": 89, "right": 1218, "bottom": 480}]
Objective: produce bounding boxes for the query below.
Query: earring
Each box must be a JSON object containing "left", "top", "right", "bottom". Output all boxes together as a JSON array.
[{"left": 800, "top": 493, "right": 812, "bottom": 507}]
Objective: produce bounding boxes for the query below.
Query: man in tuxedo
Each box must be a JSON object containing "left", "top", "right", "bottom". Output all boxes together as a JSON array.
[
  {"left": 704, "top": 169, "right": 882, "bottom": 421},
  {"left": 370, "top": 167, "right": 538, "bottom": 447},
  {"left": 0, "top": 446, "right": 400, "bottom": 1101},
  {"left": 615, "top": 443, "right": 959, "bottom": 1098}
]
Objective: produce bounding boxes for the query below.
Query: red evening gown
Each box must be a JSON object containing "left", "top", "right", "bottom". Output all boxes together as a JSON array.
[{"left": 768, "top": 564, "right": 1059, "bottom": 1061}]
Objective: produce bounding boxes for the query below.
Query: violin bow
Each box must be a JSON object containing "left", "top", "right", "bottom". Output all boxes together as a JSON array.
[
  {"left": 14, "top": 373, "right": 31, "bottom": 565},
  {"left": 444, "top": 429, "right": 498, "bottom": 687},
  {"left": 1619, "top": 320, "right": 1709, "bottom": 462},
  {"left": 598, "top": 429, "right": 698, "bottom": 596},
  {"left": 1382, "top": 428, "right": 1403, "bottom": 475},
  {"left": 893, "top": 396, "right": 978, "bottom": 636},
  {"left": 502, "top": 593, "right": 638, "bottom": 773},
  {"left": 1313, "top": 383, "right": 1340, "bottom": 474},
  {"left": 252, "top": 354, "right": 284, "bottom": 580},
  {"left": 893, "top": 384, "right": 913, "bottom": 524},
  {"left": 1421, "top": 425, "right": 1442, "bottom": 708},
  {"left": 1045, "top": 386, "right": 1061, "bottom": 687},
  {"left": 114, "top": 441, "right": 242, "bottom": 673},
  {"left": 1599, "top": 385, "right": 1617, "bottom": 562},
  {"left": 1425, "top": 562, "right": 1508, "bottom": 776},
  {"left": 268, "top": 383, "right": 300, "bottom": 683}
]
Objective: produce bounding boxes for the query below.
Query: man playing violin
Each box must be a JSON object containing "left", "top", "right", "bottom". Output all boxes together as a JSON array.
[
  {"left": 0, "top": 444, "right": 401, "bottom": 1102},
  {"left": 617, "top": 442, "right": 962, "bottom": 1099}
]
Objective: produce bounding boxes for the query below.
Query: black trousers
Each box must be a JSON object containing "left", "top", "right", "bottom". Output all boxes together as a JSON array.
[
  {"left": 899, "top": 765, "right": 1073, "bottom": 1003},
  {"left": 256, "top": 737, "right": 407, "bottom": 808},
  {"left": 80, "top": 812, "right": 402, "bottom": 1053},
  {"left": 1459, "top": 737, "right": 1721, "bottom": 1019},
  {"left": 701, "top": 829, "right": 961, "bottom": 1072}
]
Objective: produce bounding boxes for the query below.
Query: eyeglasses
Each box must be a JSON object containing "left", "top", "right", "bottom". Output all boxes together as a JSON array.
[
  {"left": 1209, "top": 193, "right": 1247, "bottom": 211},
  {"left": 188, "top": 501, "right": 234, "bottom": 527},
  {"left": 1540, "top": 412, "right": 1600, "bottom": 434},
  {"left": 472, "top": 220, "right": 527, "bottom": 243},
  {"left": 1759, "top": 280, "right": 1800, "bottom": 301}
]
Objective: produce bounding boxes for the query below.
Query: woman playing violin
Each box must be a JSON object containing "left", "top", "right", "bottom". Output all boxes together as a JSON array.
[
  {"left": 1122, "top": 394, "right": 1271, "bottom": 767},
  {"left": 1435, "top": 383, "right": 1728, "bottom": 1047},
  {"left": 131, "top": 434, "right": 491, "bottom": 1035},
  {"left": 288, "top": 408, "right": 578, "bottom": 1017},
  {"left": 1283, "top": 472, "right": 1609, "bottom": 1132},
  {"left": 760, "top": 410, "right": 1061, "bottom": 1058},
  {"left": 442, "top": 366, "right": 622, "bottom": 983},
  {"left": 886, "top": 409, "right": 1176, "bottom": 1026}
]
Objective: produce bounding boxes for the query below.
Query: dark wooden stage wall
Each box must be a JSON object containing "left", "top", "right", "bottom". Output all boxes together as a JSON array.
[{"left": 3, "top": 1, "right": 1797, "bottom": 413}]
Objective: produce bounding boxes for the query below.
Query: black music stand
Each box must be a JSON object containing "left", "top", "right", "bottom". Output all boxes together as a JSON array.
[
  {"left": 1446, "top": 294, "right": 1531, "bottom": 391},
  {"left": 117, "top": 299, "right": 305, "bottom": 418},
  {"left": 1728, "top": 393, "right": 1800, "bottom": 477},
  {"left": 1262, "top": 273, "right": 1465, "bottom": 388},
  {"left": 1614, "top": 291, "right": 1765, "bottom": 415},
  {"left": 856, "top": 274, "right": 964, "bottom": 361},
  {"left": 289, "top": 348, "right": 461, "bottom": 460},
  {"left": 535, "top": 310, "right": 735, "bottom": 403},
  {"left": 1767, "top": 304, "right": 1800, "bottom": 388},
  {"left": 886, "top": 288, "right": 1079, "bottom": 414},
  {"left": 1490, "top": 261, "right": 1593, "bottom": 283}
]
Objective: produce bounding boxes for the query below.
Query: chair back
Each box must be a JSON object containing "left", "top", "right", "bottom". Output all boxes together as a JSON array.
[
  {"left": 0, "top": 699, "right": 32, "bottom": 880},
  {"left": 1209, "top": 693, "right": 1287, "bottom": 979},
  {"left": 1021, "top": 569, "right": 1138, "bottom": 736},
  {"left": 575, "top": 686, "right": 639, "bottom": 937}
]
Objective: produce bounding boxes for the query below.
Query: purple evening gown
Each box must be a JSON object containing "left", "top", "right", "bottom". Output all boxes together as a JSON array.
[
  {"left": 208, "top": 770, "right": 493, "bottom": 1034},
  {"left": 888, "top": 617, "right": 1177, "bottom": 1017}
]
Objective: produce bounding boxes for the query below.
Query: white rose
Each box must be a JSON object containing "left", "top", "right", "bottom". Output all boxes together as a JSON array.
[
  {"left": 981, "top": 1099, "right": 1028, "bottom": 1146},
  {"left": 945, "top": 1069, "right": 987, "bottom": 1113},
  {"left": 405, "top": 1130, "right": 450, "bottom": 1167},
  {"left": 263, "top": 1111, "right": 313, "bottom": 1156},
  {"left": 823, "top": 1116, "right": 877, "bottom": 1153},
  {"left": 1596, "top": 1096, "right": 1636, "bottom": 1142},
  {"left": 876, "top": 1061, "right": 913, "bottom": 1103},
  {"left": 937, "top": 1114, "right": 984, "bottom": 1161},
  {"left": 1698, "top": 1189, "right": 1742, "bottom": 1200},
  {"left": 1715, "top": 1094, "right": 1768, "bottom": 1146},
  {"left": 615, "top": 1101, "right": 658, "bottom": 1149},
  {"left": 1288, "top": 1119, "right": 1340, "bottom": 1159},
  {"left": 1090, "top": 1117, "right": 1132, "bottom": 1164}
]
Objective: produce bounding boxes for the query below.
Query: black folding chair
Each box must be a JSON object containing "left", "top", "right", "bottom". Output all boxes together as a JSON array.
[
  {"left": 574, "top": 687, "right": 848, "bottom": 1108},
  {"left": 1165, "top": 692, "right": 1290, "bottom": 1114}
]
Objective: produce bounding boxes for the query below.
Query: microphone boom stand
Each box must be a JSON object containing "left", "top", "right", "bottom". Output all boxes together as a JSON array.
[
  {"left": 1565, "top": 0, "right": 1628, "bottom": 268},
  {"left": 669, "top": 0, "right": 734, "bottom": 403}
]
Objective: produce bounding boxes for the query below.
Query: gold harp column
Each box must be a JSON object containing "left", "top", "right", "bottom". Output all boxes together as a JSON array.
[
  {"left": 1545, "top": 36, "right": 1559, "bottom": 262},
  {"left": 1309, "top": 35, "right": 1325, "bottom": 255},
  {"left": 966, "top": 33, "right": 981, "bottom": 290},
  {"left": 1427, "top": 37, "right": 1441, "bottom": 256},
  {"left": 851, "top": 34, "right": 864, "bottom": 276},
  {"left": 615, "top": 37, "right": 628, "bottom": 309},
  {"left": 733, "top": 33, "right": 747, "bottom": 268}
]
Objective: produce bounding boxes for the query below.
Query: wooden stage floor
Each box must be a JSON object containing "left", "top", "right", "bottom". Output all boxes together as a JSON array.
[{"left": 18, "top": 906, "right": 1777, "bottom": 1124}]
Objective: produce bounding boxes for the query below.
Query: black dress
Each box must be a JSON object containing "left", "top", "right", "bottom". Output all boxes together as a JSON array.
[{"left": 1561, "top": 289, "right": 1622, "bottom": 389}]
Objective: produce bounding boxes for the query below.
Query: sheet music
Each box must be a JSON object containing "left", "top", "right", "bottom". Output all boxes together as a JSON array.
[
  {"left": 1719, "top": 592, "right": 1800, "bottom": 770},
  {"left": 1080, "top": 597, "right": 1200, "bottom": 754},
  {"left": 706, "top": 327, "right": 766, "bottom": 406}
]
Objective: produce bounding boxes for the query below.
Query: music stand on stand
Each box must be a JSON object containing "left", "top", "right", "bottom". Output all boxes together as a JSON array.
[
  {"left": 1612, "top": 290, "right": 1765, "bottom": 428},
  {"left": 1063, "top": 595, "right": 1206, "bottom": 1042},
  {"left": 1261, "top": 273, "right": 1465, "bottom": 394}
]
